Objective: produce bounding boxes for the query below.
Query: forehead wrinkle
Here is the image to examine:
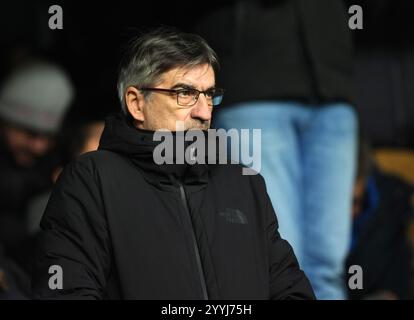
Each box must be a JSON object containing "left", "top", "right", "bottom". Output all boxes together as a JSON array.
[{"left": 161, "top": 65, "right": 215, "bottom": 90}]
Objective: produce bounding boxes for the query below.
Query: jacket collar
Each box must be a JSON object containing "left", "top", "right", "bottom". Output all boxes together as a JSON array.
[{"left": 98, "top": 113, "right": 210, "bottom": 190}]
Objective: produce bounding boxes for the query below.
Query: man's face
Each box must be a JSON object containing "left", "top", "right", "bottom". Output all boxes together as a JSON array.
[
  {"left": 1, "top": 124, "right": 55, "bottom": 168},
  {"left": 127, "top": 64, "right": 215, "bottom": 131},
  {"left": 78, "top": 121, "right": 105, "bottom": 155}
]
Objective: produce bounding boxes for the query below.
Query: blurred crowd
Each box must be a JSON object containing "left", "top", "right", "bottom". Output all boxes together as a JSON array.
[{"left": 0, "top": 0, "right": 414, "bottom": 299}]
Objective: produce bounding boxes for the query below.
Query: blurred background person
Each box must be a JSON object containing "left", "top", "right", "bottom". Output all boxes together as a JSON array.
[
  {"left": 0, "top": 60, "right": 74, "bottom": 296},
  {"left": 195, "top": 0, "right": 357, "bottom": 299},
  {"left": 0, "top": 242, "right": 29, "bottom": 299},
  {"left": 26, "top": 111, "right": 106, "bottom": 237},
  {"left": 345, "top": 135, "right": 414, "bottom": 300}
]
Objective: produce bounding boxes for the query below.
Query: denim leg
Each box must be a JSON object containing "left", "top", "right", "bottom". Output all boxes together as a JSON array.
[
  {"left": 213, "top": 102, "right": 304, "bottom": 264},
  {"left": 299, "top": 104, "right": 357, "bottom": 299}
]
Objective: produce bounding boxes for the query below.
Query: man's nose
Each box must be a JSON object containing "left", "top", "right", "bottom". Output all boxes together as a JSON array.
[
  {"left": 190, "top": 94, "right": 212, "bottom": 121},
  {"left": 29, "top": 135, "right": 52, "bottom": 156}
]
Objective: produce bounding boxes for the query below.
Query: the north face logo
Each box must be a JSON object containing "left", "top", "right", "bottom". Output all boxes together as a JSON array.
[{"left": 219, "top": 208, "right": 248, "bottom": 225}]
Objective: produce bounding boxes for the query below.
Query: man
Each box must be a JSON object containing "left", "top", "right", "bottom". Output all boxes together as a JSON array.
[
  {"left": 32, "top": 28, "right": 315, "bottom": 299},
  {"left": 0, "top": 60, "right": 73, "bottom": 296},
  {"left": 346, "top": 138, "right": 414, "bottom": 300},
  {"left": 0, "top": 61, "right": 73, "bottom": 245}
]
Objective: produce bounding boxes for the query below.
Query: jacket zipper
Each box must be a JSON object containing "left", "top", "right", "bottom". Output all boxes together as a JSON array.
[{"left": 177, "top": 182, "right": 209, "bottom": 300}]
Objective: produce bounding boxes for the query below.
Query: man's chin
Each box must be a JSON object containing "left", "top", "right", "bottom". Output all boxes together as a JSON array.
[
  {"left": 15, "top": 153, "right": 37, "bottom": 168},
  {"left": 186, "top": 126, "right": 209, "bottom": 131},
  {"left": 149, "top": 121, "right": 210, "bottom": 132},
  {"left": 184, "top": 123, "right": 210, "bottom": 131}
]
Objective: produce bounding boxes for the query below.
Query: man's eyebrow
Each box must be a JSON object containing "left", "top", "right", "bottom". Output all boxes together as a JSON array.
[
  {"left": 170, "top": 83, "right": 216, "bottom": 91},
  {"left": 170, "top": 83, "right": 195, "bottom": 90}
]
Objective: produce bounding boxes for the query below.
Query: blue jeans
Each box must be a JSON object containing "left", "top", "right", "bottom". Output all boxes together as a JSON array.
[{"left": 213, "top": 101, "right": 357, "bottom": 299}]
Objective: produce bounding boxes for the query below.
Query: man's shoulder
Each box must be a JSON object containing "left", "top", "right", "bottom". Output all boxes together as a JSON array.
[
  {"left": 61, "top": 150, "right": 131, "bottom": 180},
  {"left": 71, "top": 149, "right": 127, "bottom": 169}
]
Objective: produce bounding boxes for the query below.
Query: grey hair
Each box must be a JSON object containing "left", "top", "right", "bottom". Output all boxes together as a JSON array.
[{"left": 117, "top": 27, "right": 219, "bottom": 114}]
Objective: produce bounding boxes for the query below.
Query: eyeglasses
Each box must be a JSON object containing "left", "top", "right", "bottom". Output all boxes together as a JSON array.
[{"left": 138, "top": 86, "right": 225, "bottom": 107}]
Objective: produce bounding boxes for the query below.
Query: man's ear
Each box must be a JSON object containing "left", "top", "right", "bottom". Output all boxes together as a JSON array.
[{"left": 125, "top": 86, "right": 146, "bottom": 122}]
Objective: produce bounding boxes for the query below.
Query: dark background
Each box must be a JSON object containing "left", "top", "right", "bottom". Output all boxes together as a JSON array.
[{"left": 1, "top": 0, "right": 414, "bottom": 147}]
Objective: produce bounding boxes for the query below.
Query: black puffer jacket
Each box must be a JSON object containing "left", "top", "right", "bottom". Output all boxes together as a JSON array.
[{"left": 32, "top": 113, "right": 315, "bottom": 299}]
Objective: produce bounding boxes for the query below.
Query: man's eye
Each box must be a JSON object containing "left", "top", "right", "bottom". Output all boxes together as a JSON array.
[{"left": 178, "top": 89, "right": 194, "bottom": 97}]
